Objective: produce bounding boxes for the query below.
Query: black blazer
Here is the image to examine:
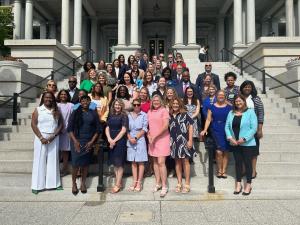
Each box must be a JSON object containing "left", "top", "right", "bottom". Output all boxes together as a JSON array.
[
  {"left": 69, "top": 88, "right": 80, "bottom": 104},
  {"left": 174, "top": 81, "right": 198, "bottom": 99}
]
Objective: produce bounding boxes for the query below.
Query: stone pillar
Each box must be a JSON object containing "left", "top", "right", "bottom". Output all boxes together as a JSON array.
[
  {"left": 233, "top": 0, "right": 243, "bottom": 45},
  {"left": 61, "top": 0, "right": 70, "bottom": 46},
  {"left": 40, "top": 21, "right": 47, "bottom": 39},
  {"left": 188, "top": 0, "right": 196, "bottom": 45},
  {"left": 91, "top": 19, "right": 97, "bottom": 56},
  {"left": 175, "top": 0, "right": 183, "bottom": 45},
  {"left": 218, "top": 17, "right": 225, "bottom": 53},
  {"left": 286, "top": 0, "right": 295, "bottom": 37},
  {"left": 130, "top": 0, "right": 139, "bottom": 46},
  {"left": 298, "top": 0, "right": 300, "bottom": 36},
  {"left": 118, "top": 0, "right": 126, "bottom": 46},
  {"left": 247, "top": 0, "right": 256, "bottom": 44},
  {"left": 13, "top": 0, "right": 21, "bottom": 39},
  {"left": 20, "top": 6, "right": 25, "bottom": 39},
  {"left": 24, "top": 0, "right": 33, "bottom": 39},
  {"left": 49, "top": 22, "right": 56, "bottom": 39},
  {"left": 73, "top": 0, "right": 82, "bottom": 46}
]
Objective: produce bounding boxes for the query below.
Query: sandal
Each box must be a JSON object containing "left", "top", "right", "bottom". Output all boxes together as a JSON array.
[
  {"left": 128, "top": 181, "right": 137, "bottom": 192},
  {"left": 216, "top": 171, "right": 223, "bottom": 178},
  {"left": 182, "top": 184, "right": 190, "bottom": 194},
  {"left": 111, "top": 185, "right": 121, "bottom": 194},
  {"left": 160, "top": 187, "right": 168, "bottom": 198},
  {"left": 134, "top": 181, "right": 143, "bottom": 192},
  {"left": 152, "top": 184, "right": 162, "bottom": 192},
  {"left": 175, "top": 183, "right": 182, "bottom": 193}
]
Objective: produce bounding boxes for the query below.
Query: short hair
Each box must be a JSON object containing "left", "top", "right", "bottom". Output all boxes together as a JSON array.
[
  {"left": 83, "top": 61, "right": 96, "bottom": 72},
  {"left": 116, "top": 85, "right": 131, "bottom": 100},
  {"left": 224, "top": 72, "right": 237, "bottom": 81},
  {"left": 232, "top": 94, "right": 248, "bottom": 112},
  {"left": 169, "top": 96, "right": 187, "bottom": 115},
  {"left": 150, "top": 94, "right": 165, "bottom": 110},
  {"left": 240, "top": 80, "right": 258, "bottom": 97}
]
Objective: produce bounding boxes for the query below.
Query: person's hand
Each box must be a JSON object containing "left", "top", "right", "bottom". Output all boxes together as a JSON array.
[
  {"left": 237, "top": 138, "right": 245, "bottom": 145},
  {"left": 229, "top": 138, "right": 238, "bottom": 146},
  {"left": 47, "top": 135, "right": 56, "bottom": 144},
  {"left": 148, "top": 135, "right": 154, "bottom": 145},
  {"left": 74, "top": 140, "right": 81, "bottom": 153},
  {"left": 40, "top": 137, "right": 48, "bottom": 145},
  {"left": 257, "top": 129, "right": 263, "bottom": 139},
  {"left": 187, "top": 140, "right": 193, "bottom": 149},
  {"left": 84, "top": 141, "right": 94, "bottom": 151},
  {"left": 200, "top": 130, "right": 207, "bottom": 137},
  {"left": 129, "top": 138, "right": 137, "bottom": 145}
]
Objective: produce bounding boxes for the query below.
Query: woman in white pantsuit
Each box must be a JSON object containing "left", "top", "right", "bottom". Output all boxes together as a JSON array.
[{"left": 31, "top": 91, "right": 63, "bottom": 194}]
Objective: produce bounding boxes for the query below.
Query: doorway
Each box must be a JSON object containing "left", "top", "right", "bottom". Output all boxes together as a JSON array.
[{"left": 148, "top": 38, "right": 165, "bottom": 60}]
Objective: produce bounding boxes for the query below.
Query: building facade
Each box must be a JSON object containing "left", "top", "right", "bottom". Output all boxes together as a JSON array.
[{"left": 3, "top": 0, "right": 300, "bottom": 61}]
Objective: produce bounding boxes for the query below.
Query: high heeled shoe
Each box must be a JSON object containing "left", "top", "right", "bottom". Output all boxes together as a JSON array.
[
  {"left": 72, "top": 184, "right": 79, "bottom": 196},
  {"left": 242, "top": 187, "right": 252, "bottom": 196},
  {"left": 80, "top": 184, "right": 87, "bottom": 194},
  {"left": 233, "top": 186, "right": 242, "bottom": 195}
]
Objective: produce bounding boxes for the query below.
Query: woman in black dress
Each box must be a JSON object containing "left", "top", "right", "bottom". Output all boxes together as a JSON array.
[
  {"left": 105, "top": 99, "right": 128, "bottom": 193},
  {"left": 169, "top": 96, "right": 195, "bottom": 193},
  {"left": 68, "top": 96, "right": 101, "bottom": 195}
]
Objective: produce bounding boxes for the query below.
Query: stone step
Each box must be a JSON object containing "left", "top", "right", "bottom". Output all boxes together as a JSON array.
[{"left": 259, "top": 151, "right": 300, "bottom": 162}]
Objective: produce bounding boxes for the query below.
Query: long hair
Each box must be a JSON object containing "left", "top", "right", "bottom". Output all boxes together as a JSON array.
[
  {"left": 91, "top": 82, "right": 104, "bottom": 98},
  {"left": 183, "top": 86, "right": 198, "bottom": 106},
  {"left": 165, "top": 87, "right": 178, "bottom": 104},
  {"left": 72, "top": 95, "right": 91, "bottom": 136},
  {"left": 56, "top": 89, "right": 71, "bottom": 103},
  {"left": 83, "top": 61, "right": 96, "bottom": 72},
  {"left": 162, "top": 67, "right": 172, "bottom": 80},
  {"left": 150, "top": 94, "right": 165, "bottom": 110},
  {"left": 110, "top": 99, "right": 126, "bottom": 116},
  {"left": 240, "top": 80, "right": 258, "bottom": 97},
  {"left": 39, "top": 91, "right": 60, "bottom": 120},
  {"left": 119, "top": 72, "right": 135, "bottom": 85},
  {"left": 139, "top": 86, "right": 150, "bottom": 101},
  {"left": 232, "top": 94, "right": 248, "bottom": 112},
  {"left": 169, "top": 96, "right": 187, "bottom": 115},
  {"left": 143, "top": 71, "right": 154, "bottom": 86}
]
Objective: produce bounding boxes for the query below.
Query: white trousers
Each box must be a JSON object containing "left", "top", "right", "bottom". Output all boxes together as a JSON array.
[{"left": 31, "top": 133, "right": 61, "bottom": 190}]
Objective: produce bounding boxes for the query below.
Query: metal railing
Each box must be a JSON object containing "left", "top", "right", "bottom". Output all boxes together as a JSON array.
[
  {"left": 221, "top": 48, "right": 300, "bottom": 98},
  {"left": 0, "top": 49, "right": 95, "bottom": 125}
]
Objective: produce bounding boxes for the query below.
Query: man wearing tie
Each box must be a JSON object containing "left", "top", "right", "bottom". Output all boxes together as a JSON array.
[
  {"left": 174, "top": 70, "right": 198, "bottom": 99},
  {"left": 171, "top": 64, "right": 184, "bottom": 86}
]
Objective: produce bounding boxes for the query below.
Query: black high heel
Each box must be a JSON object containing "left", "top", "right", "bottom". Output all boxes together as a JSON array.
[
  {"left": 242, "top": 187, "right": 252, "bottom": 196},
  {"left": 233, "top": 186, "right": 242, "bottom": 195},
  {"left": 81, "top": 184, "right": 87, "bottom": 194},
  {"left": 72, "top": 184, "right": 79, "bottom": 196}
]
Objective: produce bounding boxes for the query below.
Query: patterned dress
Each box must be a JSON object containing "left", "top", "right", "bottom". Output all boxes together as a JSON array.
[
  {"left": 169, "top": 113, "right": 196, "bottom": 159},
  {"left": 185, "top": 103, "right": 199, "bottom": 138}
]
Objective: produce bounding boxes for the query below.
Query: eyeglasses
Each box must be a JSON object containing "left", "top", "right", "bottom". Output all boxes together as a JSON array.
[
  {"left": 133, "top": 104, "right": 141, "bottom": 107},
  {"left": 177, "top": 61, "right": 182, "bottom": 63},
  {"left": 159, "top": 55, "right": 164, "bottom": 58},
  {"left": 205, "top": 64, "right": 212, "bottom": 67}
]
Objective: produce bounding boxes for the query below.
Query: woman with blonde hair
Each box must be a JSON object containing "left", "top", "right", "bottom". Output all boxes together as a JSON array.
[
  {"left": 105, "top": 99, "right": 128, "bottom": 193},
  {"left": 147, "top": 95, "right": 170, "bottom": 197},
  {"left": 98, "top": 73, "right": 112, "bottom": 106},
  {"left": 45, "top": 80, "right": 58, "bottom": 97},
  {"left": 80, "top": 69, "right": 98, "bottom": 93},
  {"left": 169, "top": 96, "right": 195, "bottom": 193}
]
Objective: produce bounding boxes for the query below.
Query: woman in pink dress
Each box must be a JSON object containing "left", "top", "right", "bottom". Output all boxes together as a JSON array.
[
  {"left": 57, "top": 90, "right": 74, "bottom": 175},
  {"left": 148, "top": 95, "right": 170, "bottom": 197}
]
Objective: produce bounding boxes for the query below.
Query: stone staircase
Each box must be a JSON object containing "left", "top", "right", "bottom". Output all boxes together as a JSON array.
[{"left": 0, "top": 61, "right": 300, "bottom": 197}]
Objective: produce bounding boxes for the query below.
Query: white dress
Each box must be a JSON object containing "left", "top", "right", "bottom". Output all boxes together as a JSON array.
[{"left": 31, "top": 105, "right": 61, "bottom": 191}]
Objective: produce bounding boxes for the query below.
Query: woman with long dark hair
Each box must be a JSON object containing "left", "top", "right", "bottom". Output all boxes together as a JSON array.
[
  {"left": 118, "top": 54, "right": 127, "bottom": 80},
  {"left": 119, "top": 72, "right": 137, "bottom": 98},
  {"left": 116, "top": 85, "right": 132, "bottom": 113},
  {"left": 89, "top": 82, "right": 109, "bottom": 123},
  {"left": 240, "top": 80, "right": 264, "bottom": 179},
  {"left": 31, "top": 92, "right": 63, "bottom": 194},
  {"left": 68, "top": 95, "right": 101, "bottom": 195},
  {"left": 142, "top": 70, "right": 157, "bottom": 97}
]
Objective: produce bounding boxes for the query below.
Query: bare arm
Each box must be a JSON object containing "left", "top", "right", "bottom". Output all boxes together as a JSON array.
[
  {"left": 31, "top": 109, "right": 48, "bottom": 145},
  {"left": 192, "top": 100, "right": 200, "bottom": 119},
  {"left": 187, "top": 124, "right": 193, "bottom": 149},
  {"left": 68, "top": 131, "right": 81, "bottom": 152},
  {"left": 113, "top": 126, "right": 127, "bottom": 143},
  {"left": 200, "top": 109, "right": 212, "bottom": 135}
]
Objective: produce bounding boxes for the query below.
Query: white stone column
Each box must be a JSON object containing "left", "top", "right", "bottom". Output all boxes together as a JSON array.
[
  {"left": 188, "top": 0, "right": 196, "bottom": 45},
  {"left": 61, "top": 0, "right": 70, "bottom": 46},
  {"left": 175, "top": 0, "right": 183, "bottom": 45},
  {"left": 49, "top": 22, "right": 56, "bottom": 39},
  {"left": 247, "top": 0, "right": 256, "bottom": 44},
  {"left": 40, "top": 21, "right": 47, "bottom": 39},
  {"left": 24, "top": 0, "right": 33, "bottom": 39},
  {"left": 13, "top": 0, "right": 21, "bottom": 39},
  {"left": 298, "top": 0, "right": 300, "bottom": 36},
  {"left": 233, "top": 0, "right": 243, "bottom": 45},
  {"left": 130, "top": 0, "right": 139, "bottom": 46},
  {"left": 91, "top": 19, "right": 97, "bottom": 54},
  {"left": 218, "top": 17, "right": 225, "bottom": 52},
  {"left": 286, "top": 0, "right": 295, "bottom": 37},
  {"left": 118, "top": 0, "right": 126, "bottom": 46},
  {"left": 73, "top": 0, "right": 82, "bottom": 46}
]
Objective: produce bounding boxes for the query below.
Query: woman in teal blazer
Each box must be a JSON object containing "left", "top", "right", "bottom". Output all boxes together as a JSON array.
[{"left": 225, "top": 94, "right": 258, "bottom": 196}]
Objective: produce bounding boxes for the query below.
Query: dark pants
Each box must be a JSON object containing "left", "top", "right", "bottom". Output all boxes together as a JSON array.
[{"left": 233, "top": 146, "right": 253, "bottom": 184}]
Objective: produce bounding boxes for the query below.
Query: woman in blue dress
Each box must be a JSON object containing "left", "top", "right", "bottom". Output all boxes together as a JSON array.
[
  {"left": 201, "top": 90, "right": 232, "bottom": 178},
  {"left": 127, "top": 98, "right": 148, "bottom": 192},
  {"left": 68, "top": 95, "right": 101, "bottom": 195},
  {"left": 105, "top": 99, "right": 128, "bottom": 194}
]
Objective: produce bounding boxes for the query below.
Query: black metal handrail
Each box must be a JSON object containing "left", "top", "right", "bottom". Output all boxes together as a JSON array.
[
  {"left": 221, "top": 48, "right": 300, "bottom": 98},
  {"left": 0, "top": 48, "right": 95, "bottom": 125}
]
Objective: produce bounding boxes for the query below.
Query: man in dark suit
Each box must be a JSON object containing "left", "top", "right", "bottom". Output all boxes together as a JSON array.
[
  {"left": 68, "top": 76, "right": 80, "bottom": 104},
  {"left": 174, "top": 70, "right": 198, "bottom": 99},
  {"left": 171, "top": 64, "right": 184, "bottom": 86},
  {"left": 135, "top": 50, "right": 147, "bottom": 71},
  {"left": 195, "top": 63, "right": 221, "bottom": 91}
]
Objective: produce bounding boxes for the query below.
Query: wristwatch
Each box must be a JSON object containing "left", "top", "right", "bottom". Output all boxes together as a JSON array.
[{"left": 134, "top": 137, "right": 138, "bottom": 140}]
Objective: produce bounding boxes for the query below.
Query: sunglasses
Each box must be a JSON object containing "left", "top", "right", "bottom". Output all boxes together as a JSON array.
[
  {"left": 68, "top": 81, "right": 76, "bottom": 83},
  {"left": 205, "top": 64, "right": 212, "bottom": 67},
  {"left": 47, "top": 84, "right": 56, "bottom": 87},
  {"left": 133, "top": 104, "right": 141, "bottom": 107}
]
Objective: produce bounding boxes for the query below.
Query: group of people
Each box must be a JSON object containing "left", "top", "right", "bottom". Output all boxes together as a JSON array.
[{"left": 31, "top": 50, "right": 264, "bottom": 197}]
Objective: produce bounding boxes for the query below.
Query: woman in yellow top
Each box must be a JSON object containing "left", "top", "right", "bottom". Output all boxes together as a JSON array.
[{"left": 88, "top": 82, "right": 109, "bottom": 123}]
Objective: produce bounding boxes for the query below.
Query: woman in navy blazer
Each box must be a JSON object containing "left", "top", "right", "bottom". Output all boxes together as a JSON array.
[{"left": 225, "top": 94, "right": 258, "bottom": 196}]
